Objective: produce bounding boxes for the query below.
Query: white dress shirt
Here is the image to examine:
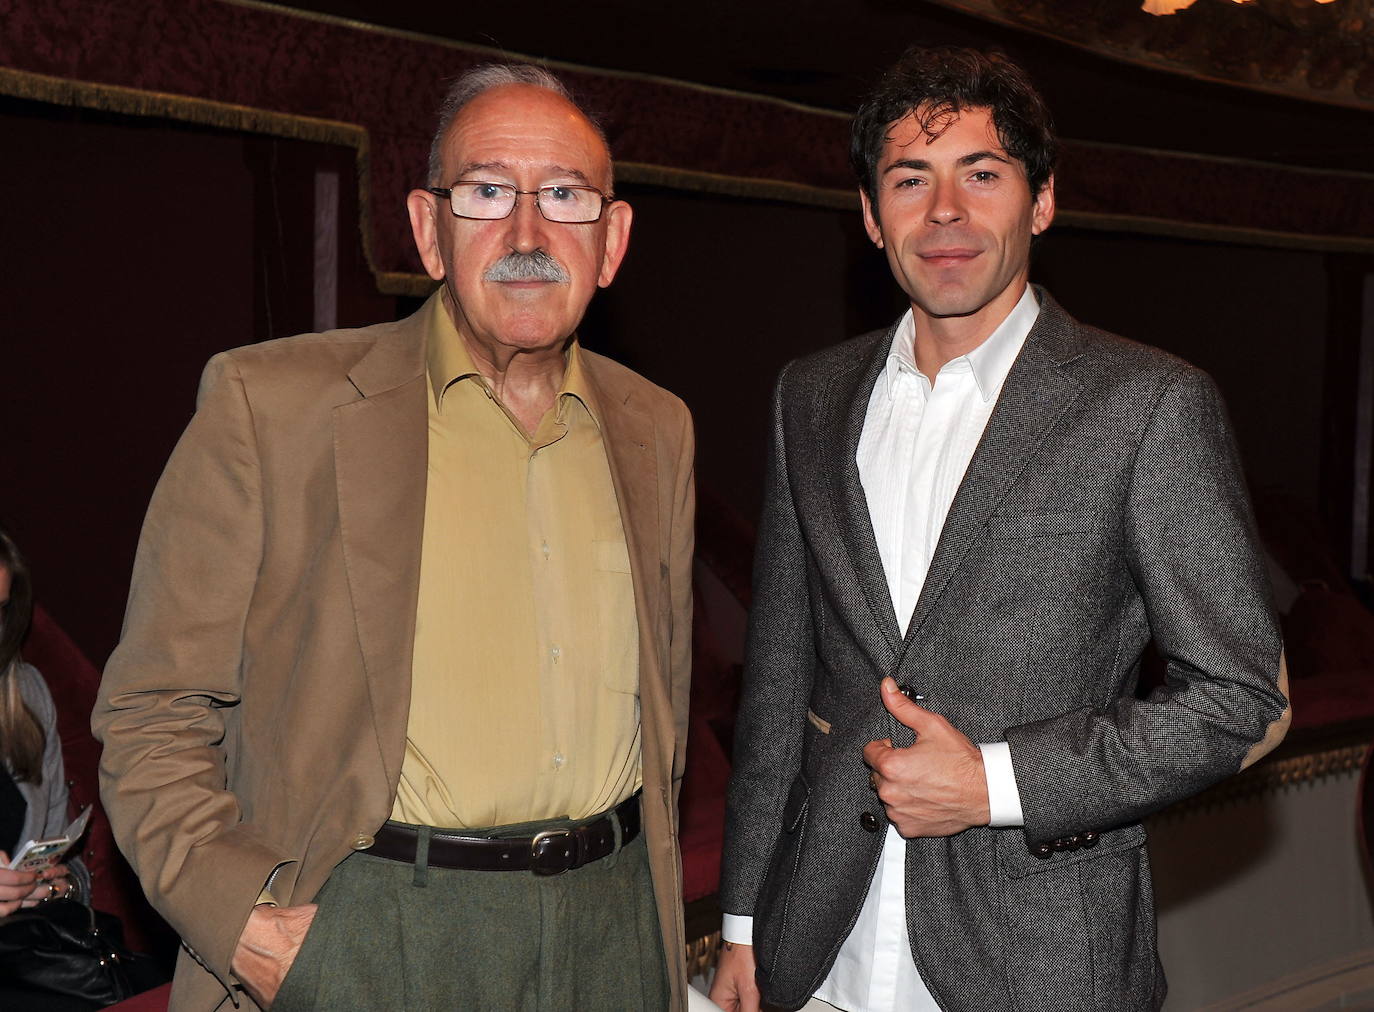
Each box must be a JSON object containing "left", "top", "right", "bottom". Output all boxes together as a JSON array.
[{"left": 722, "top": 286, "right": 1040, "bottom": 1011}]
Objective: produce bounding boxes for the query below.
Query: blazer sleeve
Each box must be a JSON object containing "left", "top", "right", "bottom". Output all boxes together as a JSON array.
[
  {"left": 1004, "top": 365, "right": 1291, "bottom": 844},
  {"left": 92, "top": 353, "right": 292, "bottom": 992},
  {"left": 718, "top": 364, "right": 817, "bottom": 916}
]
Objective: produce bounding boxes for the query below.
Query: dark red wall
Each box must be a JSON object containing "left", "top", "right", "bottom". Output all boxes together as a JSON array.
[{"left": 0, "top": 98, "right": 393, "bottom": 662}]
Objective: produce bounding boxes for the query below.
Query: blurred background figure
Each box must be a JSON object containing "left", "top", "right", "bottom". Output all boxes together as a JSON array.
[
  {"left": 0, "top": 526, "right": 87, "bottom": 911},
  {"left": 0, "top": 525, "right": 92, "bottom": 1010}
]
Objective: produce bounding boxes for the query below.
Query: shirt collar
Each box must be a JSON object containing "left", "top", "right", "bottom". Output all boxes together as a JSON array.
[
  {"left": 425, "top": 292, "right": 480, "bottom": 409},
  {"left": 424, "top": 293, "right": 599, "bottom": 427},
  {"left": 559, "top": 341, "right": 600, "bottom": 428},
  {"left": 881, "top": 285, "right": 1040, "bottom": 403}
]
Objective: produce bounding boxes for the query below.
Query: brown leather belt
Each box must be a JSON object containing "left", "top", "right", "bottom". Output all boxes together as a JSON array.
[{"left": 366, "top": 793, "right": 641, "bottom": 876}]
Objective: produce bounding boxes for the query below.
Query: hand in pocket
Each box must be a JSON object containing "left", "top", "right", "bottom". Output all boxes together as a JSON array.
[{"left": 231, "top": 903, "right": 319, "bottom": 1009}]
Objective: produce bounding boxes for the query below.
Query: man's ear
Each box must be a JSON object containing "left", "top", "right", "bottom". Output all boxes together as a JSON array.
[
  {"left": 859, "top": 188, "right": 884, "bottom": 249},
  {"left": 1031, "top": 174, "right": 1056, "bottom": 237},
  {"left": 407, "top": 189, "right": 446, "bottom": 281},
  {"left": 597, "top": 199, "right": 634, "bottom": 288}
]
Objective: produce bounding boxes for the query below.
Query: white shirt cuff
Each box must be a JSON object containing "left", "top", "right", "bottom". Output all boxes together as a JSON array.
[
  {"left": 721, "top": 913, "right": 754, "bottom": 946},
  {"left": 979, "top": 741, "right": 1025, "bottom": 827}
]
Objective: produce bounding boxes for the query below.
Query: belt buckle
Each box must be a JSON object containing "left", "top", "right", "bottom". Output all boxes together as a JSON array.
[{"left": 530, "top": 829, "right": 577, "bottom": 875}]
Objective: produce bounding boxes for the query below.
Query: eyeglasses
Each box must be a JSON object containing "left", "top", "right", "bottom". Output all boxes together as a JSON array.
[{"left": 427, "top": 181, "right": 614, "bottom": 224}]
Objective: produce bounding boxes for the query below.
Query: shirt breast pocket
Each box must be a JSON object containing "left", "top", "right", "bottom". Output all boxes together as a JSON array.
[{"left": 594, "top": 539, "right": 639, "bottom": 693}]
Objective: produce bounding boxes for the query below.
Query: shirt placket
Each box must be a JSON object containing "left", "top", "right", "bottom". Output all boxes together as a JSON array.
[
  {"left": 528, "top": 415, "right": 570, "bottom": 786},
  {"left": 882, "top": 371, "right": 925, "bottom": 623},
  {"left": 880, "top": 366, "right": 969, "bottom": 1012}
]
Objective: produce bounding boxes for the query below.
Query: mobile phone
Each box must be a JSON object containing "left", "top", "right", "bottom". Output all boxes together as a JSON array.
[
  {"left": 5, "top": 804, "right": 91, "bottom": 873},
  {"left": 6, "top": 836, "right": 71, "bottom": 873}
]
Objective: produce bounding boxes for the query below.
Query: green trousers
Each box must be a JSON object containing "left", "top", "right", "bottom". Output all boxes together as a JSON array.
[{"left": 273, "top": 814, "right": 669, "bottom": 1011}]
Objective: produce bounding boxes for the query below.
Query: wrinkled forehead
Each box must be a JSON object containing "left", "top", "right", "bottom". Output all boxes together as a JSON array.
[{"left": 439, "top": 84, "right": 613, "bottom": 190}]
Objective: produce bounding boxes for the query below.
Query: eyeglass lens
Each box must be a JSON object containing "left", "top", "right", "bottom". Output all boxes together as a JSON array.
[{"left": 450, "top": 182, "right": 602, "bottom": 223}]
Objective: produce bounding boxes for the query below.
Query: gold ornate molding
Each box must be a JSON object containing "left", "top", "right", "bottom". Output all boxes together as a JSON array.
[
  {"left": 1154, "top": 742, "right": 1370, "bottom": 820},
  {"left": 223, "top": 0, "right": 853, "bottom": 122},
  {"left": 926, "top": 0, "right": 1374, "bottom": 110},
  {"left": 0, "top": 65, "right": 365, "bottom": 147},
  {"left": 686, "top": 931, "right": 722, "bottom": 981},
  {"left": 617, "top": 162, "right": 855, "bottom": 211}
]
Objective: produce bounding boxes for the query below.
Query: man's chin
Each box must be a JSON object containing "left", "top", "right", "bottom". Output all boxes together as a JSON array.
[
  {"left": 918, "top": 296, "right": 989, "bottom": 320},
  {"left": 910, "top": 277, "right": 1024, "bottom": 321},
  {"left": 491, "top": 328, "right": 576, "bottom": 354}
]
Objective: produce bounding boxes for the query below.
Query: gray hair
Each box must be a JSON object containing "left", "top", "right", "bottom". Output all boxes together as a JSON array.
[{"left": 426, "top": 63, "right": 609, "bottom": 186}]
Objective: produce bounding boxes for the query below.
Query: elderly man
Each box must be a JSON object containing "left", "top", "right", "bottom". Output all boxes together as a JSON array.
[
  {"left": 95, "top": 64, "right": 694, "bottom": 1011},
  {"left": 711, "top": 46, "right": 1289, "bottom": 1012}
]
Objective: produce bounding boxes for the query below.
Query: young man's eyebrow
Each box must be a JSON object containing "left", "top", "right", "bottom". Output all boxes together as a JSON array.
[
  {"left": 883, "top": 158, "right": 931, "bottom": 175},
  {"left": 957, "top": 150, "right": 1013, "bottom": 168}
]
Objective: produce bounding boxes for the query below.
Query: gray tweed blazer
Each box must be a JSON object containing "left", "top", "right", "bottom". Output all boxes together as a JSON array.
[{"left": 719, "top": 288, "right": 1290, "bottom": 1011}]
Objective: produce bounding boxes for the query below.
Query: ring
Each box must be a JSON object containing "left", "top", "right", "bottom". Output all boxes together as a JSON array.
[
  {"left": 869, "top": 771, "right": 880, "bottom": 792},
  {"left": 42, "top": 882, "right": 58, "bottom": 902}
]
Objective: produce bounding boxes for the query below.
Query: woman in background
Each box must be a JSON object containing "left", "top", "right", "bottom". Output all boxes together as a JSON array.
[{"left": 0, "top": 526, "right": 87, "bottom": 915}]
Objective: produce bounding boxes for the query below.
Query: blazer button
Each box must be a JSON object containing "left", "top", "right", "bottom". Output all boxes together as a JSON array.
[
  {"left": 895, "top": 684, "right": 925, "bottom": 704},
  {"left": 351, "top": 832, "right": 375, "bottom": 851},
  {"left": 860, "top": 812, "right": 879, "bottom": 833}
]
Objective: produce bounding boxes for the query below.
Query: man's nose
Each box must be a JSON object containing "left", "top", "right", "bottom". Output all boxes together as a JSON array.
[
  {"left": 506, "top": 192, "right": 550, "bottom": 253},
  {"left": 927, "top": 179, "right": 965, "bottom": 225}
]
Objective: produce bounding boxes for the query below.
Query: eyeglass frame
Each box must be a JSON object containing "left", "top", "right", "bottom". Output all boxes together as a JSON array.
[{"left": 426, "top": 180, "right": 616, "bottom": 224}]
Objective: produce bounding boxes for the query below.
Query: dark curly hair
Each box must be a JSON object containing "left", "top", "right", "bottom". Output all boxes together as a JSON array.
[{"left": 851, "top": 46, "right": 1058, "bottom": 214}]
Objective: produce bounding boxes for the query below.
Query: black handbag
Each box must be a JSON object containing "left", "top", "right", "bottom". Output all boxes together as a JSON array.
[{"left": 0, "top": 898, "right": 161, "bottom": 1006}]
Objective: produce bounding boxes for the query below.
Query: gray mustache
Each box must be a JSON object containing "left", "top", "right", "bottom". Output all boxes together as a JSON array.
[{"left": 484, "top": 250, "right": 570, "bottom": 283}]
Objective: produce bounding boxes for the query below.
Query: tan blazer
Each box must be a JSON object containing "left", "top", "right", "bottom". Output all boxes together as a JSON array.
[{"left": 94, "top": 295, "right": 695, "bottom": 1011}]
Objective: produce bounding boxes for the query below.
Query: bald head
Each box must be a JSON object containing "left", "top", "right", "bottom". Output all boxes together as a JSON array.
[
  {"left": 431, "top": 83, "right": 614, "bottom": 200},
  {"left": 426, "top": 63, "right": 611, "bottom": 187}
]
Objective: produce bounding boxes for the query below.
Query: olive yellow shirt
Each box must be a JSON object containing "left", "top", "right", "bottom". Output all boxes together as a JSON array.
[{"left": 389, "top": 303, "right": 641, "bottom": 829}]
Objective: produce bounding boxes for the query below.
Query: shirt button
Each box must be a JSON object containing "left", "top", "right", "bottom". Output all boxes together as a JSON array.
[
  {"left": 351, "top": 832, "right": 375, "bottom": 850},
  {"left": 552, "top": 752, "right": 565, "bottom": 769},
  {"left": 542, "top": 540, "right": 551, "bottom": 559},
  {"left": 551, "top": 645, "right": 561, "bottom": 661}
]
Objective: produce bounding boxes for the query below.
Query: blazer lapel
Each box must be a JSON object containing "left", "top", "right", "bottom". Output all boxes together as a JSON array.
[
  {"left": 578, "top": 355, "right": 667, "bottom": 784},
  {"left": 900, "top": 291, "right": 1086, "bottom": 652},
  {"left": 818, "top": 324, "right": 903, "bottom": 664},
  {"left": 333, "top": 306, "right": 430, "bottom": 791},
  {"left": 584, "top": 364, "right": 661, "bottom": 631}
]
